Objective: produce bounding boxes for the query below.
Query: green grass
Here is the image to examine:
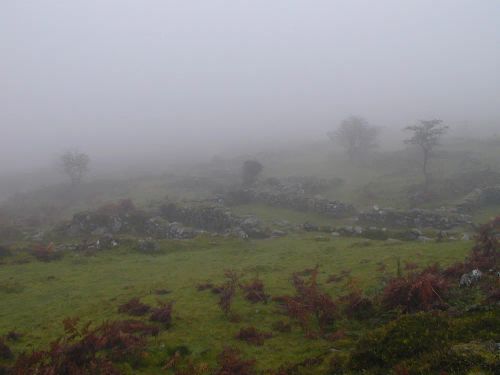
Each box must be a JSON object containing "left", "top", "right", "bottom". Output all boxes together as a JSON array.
[{"left": 0, "top": 234, "right": 472, "bottom": 373}]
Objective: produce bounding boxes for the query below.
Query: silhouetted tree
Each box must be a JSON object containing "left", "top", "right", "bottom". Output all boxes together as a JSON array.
[
  {"left": 242, "top": 160, "right": 263, "bottom": 186},
  {"left": 404, "top": 119, "right": 448, "bottom": 190},
  {"left": 328, "top": 116, "right": 379, "bottom": 160},
  {"left": 60, "top": 151, "right": 90, "bottom": 185}
]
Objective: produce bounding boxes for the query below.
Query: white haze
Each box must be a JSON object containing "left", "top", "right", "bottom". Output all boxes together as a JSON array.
[{"left": 1, "top": 0, "right": 499, "bottom": 175}]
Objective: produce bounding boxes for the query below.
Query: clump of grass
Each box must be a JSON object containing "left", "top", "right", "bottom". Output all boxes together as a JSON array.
[
  {"left": 118, "top": 297, "right": 151, "bottom": 316},
  {"left": 0, "top": 338, "right": 13, "bottom": 360},
  {"left": 271, "top": 320, "right": 291, "bottom": 333},
  {"left": 235, "top": 326, "right": 272, "bottom": 346}
]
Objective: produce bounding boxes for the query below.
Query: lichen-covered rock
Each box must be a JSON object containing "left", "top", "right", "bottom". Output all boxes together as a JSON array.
[
  {"left": 459, "top": 269, "right": 483, "bottom": 287},
  {"left": 457, "top": 185, "right": 500, "bottom": 212}
]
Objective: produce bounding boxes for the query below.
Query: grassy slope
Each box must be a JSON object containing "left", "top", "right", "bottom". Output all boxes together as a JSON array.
[{"left": 0, "top": 235, "right": 472, "bottom": 373}]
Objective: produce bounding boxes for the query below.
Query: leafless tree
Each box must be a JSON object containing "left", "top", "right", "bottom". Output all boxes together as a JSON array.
[
  {"left": 328, "top": 116, "right": 379, "bottom": 161},
  {"left": 60, "top": 150, "right": 90, "bottom": 185},
  {"left": 404, "top": 119, "right": 448, "bottom": 190}
]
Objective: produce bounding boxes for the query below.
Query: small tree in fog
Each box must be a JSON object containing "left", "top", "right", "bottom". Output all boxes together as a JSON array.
[
  {"left": 328, "top": 116, "right": 379, "bottom": 160},
  {"left": 60, "top": 151, "right": 90, "bottom": 185},
  {"left": 242, "top": 160, "right": 263, "bottom": 186},
  {"left": 404, "top": 119, "right": 448, "bottom": 190}
]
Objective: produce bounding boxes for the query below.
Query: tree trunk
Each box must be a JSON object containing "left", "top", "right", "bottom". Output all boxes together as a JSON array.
[{"left": 422, "top": 149, "right": 429, "bottom": 191}]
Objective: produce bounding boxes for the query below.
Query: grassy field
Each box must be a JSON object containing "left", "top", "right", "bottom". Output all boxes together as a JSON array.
[{"left": 0, "top": 234, "right": 473, "bottom": 373}]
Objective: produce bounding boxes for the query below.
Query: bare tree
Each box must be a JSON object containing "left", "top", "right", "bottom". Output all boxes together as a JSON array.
[
  {"left": 328, "top": 116, "right": 379, "bottom": 161},
  {"left": 242, "top": 160, "right": 263, "bottom": 187},
  {"left": 60, "top": 151, "right": 90, "bottom": 185},
  {"left": 404, "top": 119, "right": 448, "bottom": 190}
]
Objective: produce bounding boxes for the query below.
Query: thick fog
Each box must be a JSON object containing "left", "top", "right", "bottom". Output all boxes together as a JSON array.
[{"left": 1, "top": 0, "right": 499, "bottom": 175}]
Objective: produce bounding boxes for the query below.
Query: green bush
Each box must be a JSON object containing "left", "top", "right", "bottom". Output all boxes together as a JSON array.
[{"left": 349, "top": 312, "right": 450, "bottom": 370}]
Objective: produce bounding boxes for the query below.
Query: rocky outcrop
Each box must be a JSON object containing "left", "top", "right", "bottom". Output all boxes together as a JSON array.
[
  {"left": 159, "top": 203, "right": 236, "bottom": 233},
  {"left": 457, "top": 185, "right": 500, "bottom": 212},
  {"left": 58, "top": 200, "right": 270, "bottom": 240},
  {"left": 224, "top": 177, "right": 354, "bottom": 219},
  {"left": 159, "top": 202, "right": 269, "bottom": 238},
  {"left": 358, "top": 207, "right": 472, "bottom": 230}
]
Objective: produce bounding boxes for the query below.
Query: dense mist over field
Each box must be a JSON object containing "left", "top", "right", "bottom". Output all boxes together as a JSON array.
[{"left": 1, "top": 0, "right": 499, "bottom": 177}]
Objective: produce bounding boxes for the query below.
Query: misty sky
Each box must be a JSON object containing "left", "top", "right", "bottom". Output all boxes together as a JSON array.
[{"left": 1, "top": 0, "right": 499, "bottom": 173}]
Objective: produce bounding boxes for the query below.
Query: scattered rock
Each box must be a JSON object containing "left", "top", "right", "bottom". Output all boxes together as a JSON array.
[{"left": 459, "top": 269, "right": 483, "bottom": 287}]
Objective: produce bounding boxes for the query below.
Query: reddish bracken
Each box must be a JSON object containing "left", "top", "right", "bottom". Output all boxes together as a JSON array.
[
  {"left": 149, "top": 302, "right": 173, "bottom": 326},
  {"left": 196, "top": 282, "right": 215, "bottom": 291},
  {"left": 235, "top": 326, "right": 272, "bottom": 346},
  {"left": 381, "top": 265, "right": 448, "bottom": 313},
  {"left": 336, "top": 286, "right": 373, "bottom": 319},
  {"left": 214, "top": 347, "right": 256, "bottom": 375},
  {"left": 11, "top": 317, "right": 159, "bottom": 374},
  {"left": 327, "top": 269, "right": 352, "bottom": 283},
  {"left": 444, "top": 217, "right": 499, "bottom": 279},
  {"left": 218, "top": 270, "right": 239, "bottom": 317},
  {"left": 118, "top": 297, "right": 151, "bottom": 316},
  {"left": 32, "top": 242, "right": 61, "bottom": 262},
  {"left": 240, "top": 278, "right": 269, "bottom": 303},
  {"left": 276, "top": 266, "right": 336, "bottom": 335}
]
